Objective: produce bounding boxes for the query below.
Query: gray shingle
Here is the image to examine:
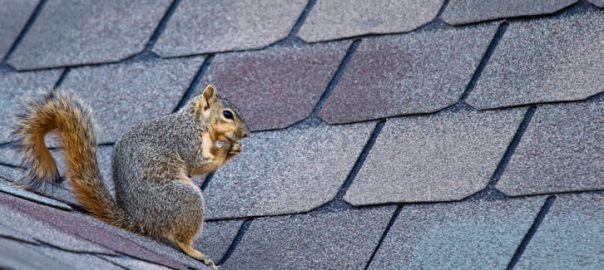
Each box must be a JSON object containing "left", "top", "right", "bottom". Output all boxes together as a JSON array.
[
  {"left": 0, "top": 202, "right": 112, "bottom": 255},
  {"left": 298, "top": 0, "right": 444, "bottom": 42},
  {"left": 0, "top": 238, "right": 73, "bottom": 270},
  {"left": 0, "top": 145, "right": 20, "bottom": 166},
  {"left": 369, "top": 197, "right": 545, "bottom": 269},
  {"left": 197, "top": 42, "right": 349, "bottom": 131},
  {"left": 8, "top": 0, "right": 172, "bottom": 70},
  {"left": 205, "top": 123, "right": 375, "bottom": 219},
  {"left": 0, "top": 180, "right": 72, "bottom": 210},
  {"left": 222, "top": 207, "right": 395, "bottom": 270},
  {"left": 61, "top": 57, "right": 204, "bottom": 143},
  {"left": 0, "top": 70, "right": 62, "bottom": 142},
  {"left": 589, "top": 0, "right": 604, "bottom": 7},
  {"left": 467, "top": 11, "right": 604, "bottom": 110},
  {"left": 442, "top": 0, "right": 577, "bottom": 25},
  {"left": 515, "top": 193, "right": 604, "bottom": 269},
  {"left": 82, "top": 212, "right": 211, "bottom": 269},
  {"left": 497, "top": 102, "right": 604, "bottom": 196},
  {"left": 36, "top": 246, "right": 122, "bottom": 270},
  {"left": 0, "top": 192, "right": 191, "bottom": 270},
  {"left": 0, "top": 0, "right": 38, "bottom": 59},
  {"left": 345, "top": 109, "right": 525, "bottom": 205},
  {"left": 102, "top": 256, "right": 171, "bottom": 270},
  {"left": 320, "top": 24, "right": 498, "bottom": 124},
  {"left": 195, "top": 220, "right": 244, "bottom": 262},
  {"left": 154, "top": 0, "right": 307, "bottom": 57}
]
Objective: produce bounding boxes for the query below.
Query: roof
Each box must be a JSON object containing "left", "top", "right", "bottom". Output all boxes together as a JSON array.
[{"left": 0, "top": 0, "right": 603, "bottom": 269}]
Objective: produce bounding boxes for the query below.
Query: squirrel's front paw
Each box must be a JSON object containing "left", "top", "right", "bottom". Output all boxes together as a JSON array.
[{"left": 228, "top": 142, "right": 242, "bottom": 155}]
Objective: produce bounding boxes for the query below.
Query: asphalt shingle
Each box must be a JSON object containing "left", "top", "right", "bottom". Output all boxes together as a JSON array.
[
  {"left": 35, "top": 246, "right": 121, "bottom": 270},
  {"left": 154, "top": 0, "right": 307, "bottom": 57},
  {"left": 298, "top": 0, "right": 444, "bottom": 42},
  {"left": 8, "top": 0, "right": 172, "bottom": 70},
  {"left": 345, "top": 109, "right": 526, "bottom": 205},
  {"left": 442, "top": 0, "right": 577, "bottom": 25},
  {"left": 205, "top": 123, "right": 375, "bottom": 219},
  {"left": 194, "top": 220, "right": 244, "bottom": 262},
  {"left": 0, "top": 70, "right": 62, "bottom": 142},
  {"left": 0, "top": 192, "right": 190, "bottom": 270},
  {"left": 102, "top": 256, "right": 171, "bottom": 270},
  {"left": 368, "top": 197, "right": 545, "bottom": 269},
  {"left": 0, "top": 179, "right": 72, "bottom": 210},
  {"left": 221, "top": 207, "right": 396, "bottom": 270},
  {"left": 61, "top": 57, "right": 204, "bottom": 143},
  {"left": 0, "top": 238, "right": 73, "bottom": 270},
  {"left": 0, "top": 164, "right": 79, "bottom": 206},
  {"left": 197, "top": 42, "right": 349, "bottom": 131},
  {"left": 320, "top": 24, "right": 498, "bottom": 124},
  {"left": 0, "top": 202, "right": 112, "bottom": 255},
  {"left": 0, "top": 0, "right": 38, "bottom": 59},
  {"left": 515, "top": 193, "right": 604, "bottom": 269},
  {"left": 467, "top": 11, "right": 604, "bottom": 110},
  {"left": 497, "top": 102, "right": 604, "bottom": 196}
]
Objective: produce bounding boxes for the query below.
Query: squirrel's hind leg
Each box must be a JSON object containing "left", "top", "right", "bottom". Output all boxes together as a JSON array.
[{"left": 173, "top": 237, "right": 218, "bottom": 269}]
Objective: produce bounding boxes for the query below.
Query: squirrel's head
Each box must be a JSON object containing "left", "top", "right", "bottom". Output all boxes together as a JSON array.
[{"left": 190, "top": 84, "right": 249, "bottom": 142}]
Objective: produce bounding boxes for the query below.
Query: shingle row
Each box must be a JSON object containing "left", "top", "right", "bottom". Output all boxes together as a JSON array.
[{"left": 5, "top": 0, "right": 601, "bottom": 70}]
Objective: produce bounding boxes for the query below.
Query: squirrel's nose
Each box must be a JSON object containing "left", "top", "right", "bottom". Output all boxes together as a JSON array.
[{"left": 242, "top": 132, "right": 248, "bottom": 138}]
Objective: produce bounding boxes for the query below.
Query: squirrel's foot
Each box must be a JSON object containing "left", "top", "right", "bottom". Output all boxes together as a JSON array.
[{"left": 176, "top": 242, "right": 218, "bottom": 269}]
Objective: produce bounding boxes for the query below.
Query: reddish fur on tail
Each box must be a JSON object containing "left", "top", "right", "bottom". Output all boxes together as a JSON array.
[{"left": 13, "top": 90, "right": 127, "bottom": 226}]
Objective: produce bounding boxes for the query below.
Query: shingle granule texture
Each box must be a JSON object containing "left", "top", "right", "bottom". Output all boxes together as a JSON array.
[
  {"left": 298, "top": 0, "right": 444, "bottom": 42},
  {"left": 368, "top": 197, "right": 545, "bottom": 269},
  {"left": 514, "top": 193, "right": 604, "bottom": 269},
  {"left": 345, "top": 109, "right": 526, "bottom": 205},
  {"left": 497, "top": 102, "right": 604, "bottom": 196},
  {"left": 320, "top": 24, "right": 498, "bottom": 124},
  {"left": 8, "top": 0, "right": 172, "bottom": 70},
  {"left": 154, "top": 0, "right": 307, "bottom": 56},
  {"left": 467, "top": 11, "right": 604, "bottom": 109},
  {"left": 442, "top": 0, "right": 577, "bottom": 25}
]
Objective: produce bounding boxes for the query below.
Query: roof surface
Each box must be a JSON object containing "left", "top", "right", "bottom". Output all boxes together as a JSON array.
[{"left": 1, "top": 0, "right": 603, "bottom": 269}]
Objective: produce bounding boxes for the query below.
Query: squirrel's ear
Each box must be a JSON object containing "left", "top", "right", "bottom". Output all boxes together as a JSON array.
[{"left": 202, "top": 84, "right": 217, "bottom": 106}]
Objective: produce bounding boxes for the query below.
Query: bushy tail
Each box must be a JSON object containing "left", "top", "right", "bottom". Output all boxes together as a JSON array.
[{"left": 13, "top": 90, "right": 128, "bottom": 226}]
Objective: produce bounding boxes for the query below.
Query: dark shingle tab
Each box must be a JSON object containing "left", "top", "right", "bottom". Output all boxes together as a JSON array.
[
  {"left": 368, "top": 197, "right": 545, "bottom": 269},
  {"left": 298, "top": 0, "right": 444, "bottom": 42},
  {"left": 442, "top": 0, "right": 577, "bottom": 25},
  {"left": 345, "top": 109, "right": 525, "bottom": 205},
  {"left": 0, "top": 0, "right": 38, "bottom": 59},
  {"left": 60, "top": 57, "right": 204, "bottom": 143},
  {"left": 198, "top": 42, "right": 349, "bottom": 131},
  {"left": 154, "top": 0, "right": 307, "bottom": 56},
  {"left": 497, "top": 102, "right": 604, "bottom": 196},
  {"left": 0, "top": 70, "right": 62, "bottom": 142},
  {"left": 515, "top": 193, "right": 604, "bottom": 269},
  {"left": 205, "top": 123, "right": 375, "bottom": 219},
  {"left": 467, "top": 11, "right": 604, "bottom": 109},
  {"left": 320, "top": 24, "right": 498, "bottom": 124},
  {"left": 222, "top": 207, "right": 395, "bottom": 269},
  {"left": 8, "top": 0, "right": 172, "bottom": 70}
]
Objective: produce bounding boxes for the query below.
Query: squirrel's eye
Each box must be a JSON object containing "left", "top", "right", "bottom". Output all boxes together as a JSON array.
[{"left": 222, "top": 110, "right": 234, "bottom": 120}]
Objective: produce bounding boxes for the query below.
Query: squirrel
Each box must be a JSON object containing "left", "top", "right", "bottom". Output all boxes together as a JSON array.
[{"left": 13, "top": 84, "right": 248, "bottom": 269}]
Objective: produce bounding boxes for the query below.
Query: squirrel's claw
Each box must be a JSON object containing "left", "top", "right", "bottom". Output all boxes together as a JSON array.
[{"left": 228, "top": 142, "right": 242, "bottom": 155}]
